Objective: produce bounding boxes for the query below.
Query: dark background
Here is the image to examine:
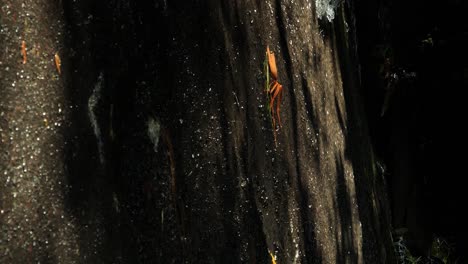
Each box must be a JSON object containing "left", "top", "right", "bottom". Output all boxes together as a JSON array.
[{"left": 356, "top": 0, "right": 467, "bottom": 260}]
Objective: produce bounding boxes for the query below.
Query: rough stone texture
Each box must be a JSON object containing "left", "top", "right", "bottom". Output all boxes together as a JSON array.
[
  {"left": 1, "top": 0, "right": 395, "bottom": 263},
  {"left": 0, "top": 0, "right": 80, "bottom": 262}
]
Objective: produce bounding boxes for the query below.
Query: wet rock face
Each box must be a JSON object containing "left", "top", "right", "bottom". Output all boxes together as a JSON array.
[
  {"left": 0, "top": 0, "right": 80, "bottom": 262},
  {"left": 1, "top": 0, "right": 394, "bottom": 263}
]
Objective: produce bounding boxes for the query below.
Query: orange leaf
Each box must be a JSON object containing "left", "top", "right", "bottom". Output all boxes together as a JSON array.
[
  {"left": 21, "top": 41, "right": 27, "bottom": 64},
  {"left": 54, "top": 53, "right": 61, "bottom": 75},
  {"left": 267, "top": 46, "right": 278, "bottom": 79}
]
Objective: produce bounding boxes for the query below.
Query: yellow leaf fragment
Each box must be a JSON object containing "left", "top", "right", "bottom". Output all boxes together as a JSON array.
[{"left": 269, "top": 250, "right": 277, "bottom": 264}]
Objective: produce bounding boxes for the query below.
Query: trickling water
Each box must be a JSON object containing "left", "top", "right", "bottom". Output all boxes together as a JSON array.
[
  {"left": 147, "top": 117, "right": 161, "bottom": 152},
  {"left": 315, "top": 0, "right": 343, "bottom": 22},
  {"left": 88, "top": 72, "right": 105, "bottom": 164}
]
